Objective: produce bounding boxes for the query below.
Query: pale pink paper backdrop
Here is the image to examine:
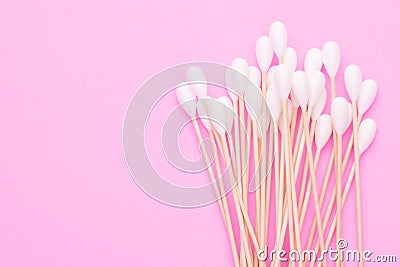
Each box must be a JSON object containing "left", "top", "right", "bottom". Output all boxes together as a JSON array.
[{"left": 0, "top": 0, "right": 399, "bottom": 266}]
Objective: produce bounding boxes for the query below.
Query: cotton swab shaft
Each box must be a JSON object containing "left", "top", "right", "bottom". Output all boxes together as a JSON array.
[
  {"left": 330, "top": 77, "right": 336, "bottom": 99},
  {"left": 312, "top": 164, "right": 356, "bottom": 267},
  {"left": 209, "top": 130, "right": 240, "bottom": 267},
  {"left": 214, "top": 132, "right": 254, "bottom": 265},
  {"left": 216, "top": 133, "right": 261, "bottom": 252},
  {"left": 352, "top": 101, "right": 363, "bottom": 267},
  {"left": 298, "top": 120, "right": 316, "bottom": 207},
  {"left": 300, "top": 111, "right": 326, "bottom": 267},
  {"left": 299, "top": 149, "right": 321, "bottom": 228},
  {"left": 307, "top": 126, "right": 359, "bottom": 253},
  {"left": 273, "top": 123, "right": 282, "bottom": 241},
  {"left": 336, "top": 134, "right": 343, "bottom": 267},
  {"left": 283, "top": 101, "right": 303, "bottom": 266},
  {"left": 305, "top": 151, "right": 334, "bottom": 250},
  {"left": 264, "top": 124, "right": 274, "bottom": 250},
  {"left": 290, "top": 108, "right": 298, "bottom": 141},
  {"left": 192, "top": 120, "right": 240, "bottom": 267}
]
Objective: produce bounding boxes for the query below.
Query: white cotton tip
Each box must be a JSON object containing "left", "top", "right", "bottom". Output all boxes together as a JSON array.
[
  {"left": 283, "top": 47, "right": 297, "bottom": 73},
  {"left": 266, "top": 85, "right": 282, "bottom": 122},
  {"left": 358, "top": 79, "right": 377, "bottom": 115},
  {"left": 308, "top": 71, "right": 326, "bottom": 107},
  {"left": 225, "top": 68, "right": 238, "bottom": 102},
  {"left": 347, "top": 102, "right": 352, "bottom": 123},
  {"left": 274, "top": 64, "right": 292, "bottom": 101},
  {"left": 218, "top": 96, "right": 234, "bottom": 133},
  {"left": 197, "top": 97, "right": 212, "bottom": 131},
  {"left": 207, "top": 99, "right": 225, "bottom": 136},
  {"left": 331, "top": 97, "right": 352, "bottom": 135},
  {"left": 231, "top": 58, "right": 249, "bottom": 76},
  {"left": 344, "top": 64, "right": 362, "bottom": 101},
  {"left": 269, "top": 21, "right": 287, "bottom": 59},
  {"left": 256, "top": 36, "right": 273, "bottom": 72},
  {"left": 322, "top": 41, "right": 340, "bottom": 77},
  {"left": 244, "top": 86, "right": 262, "bottom": 123},
  {"left": 304, "top": 48, "right": 323, "bottom": 76},
  {"left": 176, "top": 83, "right": 197, "bottom": 118},
  {"left": 291, "top": 91, "right": 300, "bottom": 109},
  {"left": 359, "top": 118, "right": 377, "bottom": 154},
  {"left": 186, "top": 66, "right": 207, "bottom": 98},
  {"left": 231, "top": 58, "right": 249, "bottom": 97},
  {"left": 311, "top": 88, "right": 327, "bottom": 121},
  {"left": 278, "top": 100, "right": 292, "bottom": 133},
  {"left": 248, "top": 66, "right": 261, "bottom": 88},
  {"left": 266, "top": 66, "right": 277, "bottom": 86},
  {"left": 315, "top": 114, "right": 332, "bottom": 150},
  {"left": 292, "top": 70, "right": 309, "bottom": 108}
]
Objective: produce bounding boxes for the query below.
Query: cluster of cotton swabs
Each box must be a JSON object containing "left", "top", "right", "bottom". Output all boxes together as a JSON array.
[{"left": 175, "top": 21, "right": 377, "bottom": 267}]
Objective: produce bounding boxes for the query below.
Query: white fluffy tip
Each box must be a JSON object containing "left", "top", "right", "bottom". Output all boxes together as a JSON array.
[
  {"left": 315, "top": 114, "right": 332, "bottom": 150},
  {"left": 358, "top": 79, "right": 377, "bottom": 115},
  {"left": 359, "top": 118, "right": 377, "bottom": 154},
  {"left": 304, "top": 48, "right": 323, "bottom": 75},
  {"left": 344, "top": 64, "right": 362, "bottom": 101},
  {"left": 278, "top": 100, "right": 292, "bottom": 133},
  {"left": 248, "top": 66, "right": 261, "bottom": 88},
  {"left": 244, "top": 82, "right": 263, "bottom": 123},
  {"left": 269, "top": 21, "right": 287, "bottom": 59},
  {"left": 230, "top": 58, "right": 249, "bottom": 97},
  {"left": 311, "top": 88, "right": 327, "bottom": 121},
  {"left": 225, "top": 68, "right": 238, "bottom": 102},
  {"left": 256, "top": 36, "right": 273, "bottom": 72},
  {"left": 308, "top": 71, "right": 325, "bottom": 107},
  {"left": 283, "top": 47, "right": 297, "bottom": 73},
  {"left": 208, "top": 96, "right": 233, "bottom": 136},
  {"left": 218, "top": 96, "right": 234, "bottom": 133},
  {"left": 322, "top": 41, "right": 340, "bottom": 77},
  {"left": 292, "top": 70, "right": 309, "bottom": 108},
  {"left": 266, "top": 85, "right": 282, "bottom": 122},
  {"left": 197, "top": 97, "right": 212, "bottom": 131},
  {"left": 176, "top": 83, "right": 197, "bottom": 118},
  {"left": 186, "top": 66, "right": 207, "bottom": 98},
  {"left": 331, "top": 97, "right": 352, "bottom": 135},
  {"left": 274, "top": 64, "right": 292, "bottom": 101},
  {"left": 266, "top": 66, "right": 277, "bottom": 86}
]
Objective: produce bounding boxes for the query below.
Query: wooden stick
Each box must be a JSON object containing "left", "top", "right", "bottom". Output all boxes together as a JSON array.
[
  {"left": 308, "top": 116, "right": 363, "bottom": 255},
  {"left": 313, "top": 164, "right": 356, "bottom": 267},
  {"left": 298, "top": 119, "right": 316, "bottom": 207},
  {"left": 352, "top": 101, "right": 363, "bottom": 267},
  {"left": 239, "top": 97, "right": 247, "bottom": 194},
  {"left": 217, "top": 132, "right": 264, "bottom": 251},
  {"left": 299, "top": 149, "right": 321, "bottom": 227},
  {"left": 192, "top": 120, "right": 240, "bottom": 267},
  {"left": 336, "top": 133, "right": 343, "bottom": 267},
  {"left": 283, "top": 100, "right": 303, "bottom": 267},
  {"left": 330, "top": 76, "right": 336, "bottom": 99},
  {"left": 306, "top": 122, "right": 360, "bottom": 253},
  {"left": 214, "top": 132, "right": 254, "bottom": 265},
  {"left": 264, "top": 123, "right": 274, "bottom": 251},
  {"left": 305, "top": 151, "right": 334, "bottom": 250},
  {"left": 290, "top": 107, "right": 298, "bottom": 142},
  {"left": 300, "top": 107, "right": 326, "bottom": 267},
  {"left": 231, "top": 100, "right": 246, "bottom": 266},
  {"left": 209, "top": 130, "right": 241, "bottom": 267},
  {"left": 260, "top": 71, "right": 268, "bottom": 262},
  {"left": 278, "top": 125, "right": 285, "bottom": 244}
]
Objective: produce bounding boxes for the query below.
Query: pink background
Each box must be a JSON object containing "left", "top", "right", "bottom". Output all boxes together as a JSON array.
[{"left": 0, "top": 0, "right": 399, "bottom": 266}]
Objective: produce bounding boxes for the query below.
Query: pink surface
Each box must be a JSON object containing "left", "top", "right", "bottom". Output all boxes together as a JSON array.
[{"left": 0, "top": 0, "right": 399, "bottom": 266}]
